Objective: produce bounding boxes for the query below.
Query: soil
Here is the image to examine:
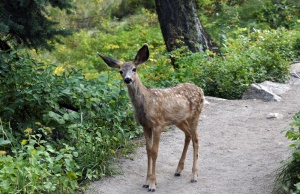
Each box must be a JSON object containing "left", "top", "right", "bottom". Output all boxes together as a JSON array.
[{"left": 85, "top": 83, "right": 300, "bottom": 194}]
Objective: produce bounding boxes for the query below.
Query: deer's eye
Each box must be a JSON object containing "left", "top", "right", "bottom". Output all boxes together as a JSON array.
[
  {"left": 132, "top": 68, "right": 137, "bottom": 72},
  {"left": 119, "top": 70, "right": 123, "bottom": 74}
]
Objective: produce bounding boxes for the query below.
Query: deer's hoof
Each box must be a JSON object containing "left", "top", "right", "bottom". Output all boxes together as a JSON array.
[
  {"left": 191, "top": 179, "right": 197, "bottom": 183},
  {"left": 143, "top": 185, "right": 149, "bottom": 188},
  {"left": 148, "top": 188, "right": 155, "bottom": 192},
  {"left": 174, "top": 173, "right": 181, "bottom": 176}
]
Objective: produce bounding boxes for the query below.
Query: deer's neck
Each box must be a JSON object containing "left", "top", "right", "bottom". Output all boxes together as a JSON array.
[{"left": 126, "top": 75, "right": 148, "bottom": 109}]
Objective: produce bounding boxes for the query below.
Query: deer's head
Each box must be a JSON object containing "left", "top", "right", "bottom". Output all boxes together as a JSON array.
[{"left": 98, "top": 44, "right": 149, "bottom": 85}]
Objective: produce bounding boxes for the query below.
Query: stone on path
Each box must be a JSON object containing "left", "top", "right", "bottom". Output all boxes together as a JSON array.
[
  {"left": 266, "top": 113, "right": 284, "bottom": 119},
  {"left": 242, "top": 81, "right": 291, "bottom": 102}
]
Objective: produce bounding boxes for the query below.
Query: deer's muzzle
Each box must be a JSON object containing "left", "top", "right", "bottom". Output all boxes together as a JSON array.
[{"left": 124, "top": 77, "right": 132, "bottom": 84}]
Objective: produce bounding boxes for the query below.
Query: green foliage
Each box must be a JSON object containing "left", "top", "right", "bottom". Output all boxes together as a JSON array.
[
  {"left": 0, "top": 124, "right": 80, "bottom": 193},
  {"left": 0, "top": 0, "right": 74, "bottom": 51},
  {"left": 111, "top": 0, "right": 156, "bottom": 19},
  {"left": 0, "top": 50, "right": 141, "bottom": 192},
  {"left": 258, "top": 0, "right": 300, "bottom": 29},
  {"left": 197, "top": 0, "right": 300, "bottom": 45},
  {"left": 274, "top": 111, "right": 300, "bottom": 193},
  {"left": 32, "top": 9, "right": 165, "bottom": 79},
  {"left": 34, "top": 5, "right": 298, "bottom": 100},
  {"left": 144, "top": 28, "right": 298, "bottom": 99},
  {"left": 47, "top": 0, "right": 155, "bottom": 31},
  {"left": 48, "top": 0, "right": 117, "bottom": 30}
]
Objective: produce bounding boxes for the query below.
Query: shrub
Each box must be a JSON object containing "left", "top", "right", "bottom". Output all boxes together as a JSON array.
[
  {"left": 197, "top": 0, "right": 300, "bottom": 44},
  {"left": 31, "top": 9, "right": 165, "bottom": 80},
  {"left": 111, "top": 0, "right": 156, "bottom": 19},
  {"left": 274, "top": 111, "right": 300, "bottom": 193},
  {"left": 0, "top": 49, "right": 142, "bottom": 192},
  {"left": 143, "top": 28, "right": 299, "bottom": 99},
  {"left": 0, "top": 124, "right": 80, "bottom": 193}
]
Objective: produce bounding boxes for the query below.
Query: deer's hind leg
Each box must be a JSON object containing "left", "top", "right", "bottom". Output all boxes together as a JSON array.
[
  {"left": 174, "top": 120, "right": 191, "bottom": 176},
  {"left": 190, "top": 116, "right": 200, "bottom": 183}
]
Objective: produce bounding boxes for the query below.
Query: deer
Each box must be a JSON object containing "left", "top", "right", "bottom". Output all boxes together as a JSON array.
[{"left": 98, "top": 44, "right": 204, "bottom": 192}]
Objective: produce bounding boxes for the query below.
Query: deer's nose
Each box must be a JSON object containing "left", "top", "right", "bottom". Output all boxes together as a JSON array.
[{"left": 124, "top": 77, "right": 132, "bottom": 84}]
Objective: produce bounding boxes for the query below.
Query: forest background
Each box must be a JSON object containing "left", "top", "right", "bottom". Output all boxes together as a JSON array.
[{"left": 0, "top": 0, "right": 300, "bottom": 193}]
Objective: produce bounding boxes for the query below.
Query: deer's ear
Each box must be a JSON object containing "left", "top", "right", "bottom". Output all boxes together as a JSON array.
[
  {"left": 98, "top": 53, "right": 122, "bottom": 68},
  {"left": 134, "top": 44, "right": 149, "bottom": 66}
]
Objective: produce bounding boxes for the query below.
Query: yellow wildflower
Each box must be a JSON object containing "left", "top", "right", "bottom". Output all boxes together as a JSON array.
[
  {"left": 44, "top": 127, "right": 52, "bottom": 132},
  {"left": 149, "top": 58, "right": 157, "bottom": 62},
  {"left": 35, "top": 122, "right": 42, "bottom": 126},
  {"left": 110, "top": 149, "right": 116, "bottom": 154},
  {"left": 54, "top": 66, "right": 65, "bottom": 75},
  {"left": 24, "top": 128, "right": 33, "bottom": 133},
  {"left": 108, "top": 44, "right": 120, "bottom": 49}
]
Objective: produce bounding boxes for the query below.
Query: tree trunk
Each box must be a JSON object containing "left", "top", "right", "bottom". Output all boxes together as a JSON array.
[{"left": 155, "top": 0, "right": 219, "bottom": 67}]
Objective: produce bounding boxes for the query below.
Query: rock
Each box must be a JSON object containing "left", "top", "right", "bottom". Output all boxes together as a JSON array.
[
  {"left": 290, "top": 62, "right": 300, "bottom": 74},
  {"left": 242, "top": 83, "right": 282, "bottom": 101},
  {"left": 259, "top": 81, "right": 290, "bottom": 96},
  {"left": 242, "top": 62, "right": 300, "bottom": 101},
  {"left": 242, "top": 81, "right": 290, "bottom": 101},
  {"left": 266, "top": 113, "right": 284, "bottom": 119},
  {"left": 289, "top": 62, "right": 300, "bottom": 85}
]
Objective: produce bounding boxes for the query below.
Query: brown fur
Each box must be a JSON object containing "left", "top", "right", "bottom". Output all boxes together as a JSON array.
[{"left": 98, "top": 44, "right": 204, "bottom": 192}]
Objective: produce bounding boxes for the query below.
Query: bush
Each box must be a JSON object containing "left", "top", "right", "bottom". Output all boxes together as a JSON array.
[
  {"left": 274, "top": 111, "right": 300, "bottom": 193},
  {"left": 198, "top": 0, "right": 300, "bottom": 44},
  {"left": 0, "top": 50, "right": 142, "bottom": 192},
  {"left": 32, "top": 9, "right": 165, "bottom": 80},
  {"left": 144, "top": 28, "right": 298, "bottom": 99},
  {"left": 0, "top": 124, "right": 80, "bottom": 193},
  {"left": 111, "top": 0, "right": 156, "bottom": 19}
]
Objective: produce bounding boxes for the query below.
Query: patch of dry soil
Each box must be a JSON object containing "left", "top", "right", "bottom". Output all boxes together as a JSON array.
[{"left": 85, "top": 84, "right": 300, "bottom": 194}]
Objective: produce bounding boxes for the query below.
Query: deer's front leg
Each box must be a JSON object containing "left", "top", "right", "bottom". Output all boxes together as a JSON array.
[
  {"left": 143, "top": 128, "right": 152, "bottom": 188},
  {"left": 148, "top": 128, "right": 162, "bottom": 192}
]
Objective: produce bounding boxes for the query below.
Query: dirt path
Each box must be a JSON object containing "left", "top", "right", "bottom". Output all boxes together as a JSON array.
[{"left": 85, "top": 84, "right": 300, "bottom": 194}]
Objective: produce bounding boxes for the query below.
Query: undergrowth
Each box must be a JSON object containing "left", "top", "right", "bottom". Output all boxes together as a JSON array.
[
  {"left": 143, "top": 28, "right": 299, "bottom": 99},
  {"left": 274, "top": 112, "right": 300, "bottom": 193},
  {"left": 0, "top": 50, "right": 141, "bottom": 193}
]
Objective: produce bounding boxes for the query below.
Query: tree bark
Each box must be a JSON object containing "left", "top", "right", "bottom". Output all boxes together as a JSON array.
[{"left": 155, "top": 0, "right": 219, "bottom": 67}]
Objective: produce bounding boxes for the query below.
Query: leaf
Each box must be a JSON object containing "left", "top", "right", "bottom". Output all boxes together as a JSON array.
[
  {"left": 63, "top": 113, "right": 70, "bottom": 120},
  {"left": 56, "top": 154, "right": 64, "bottom": 161},
  {"left": 32, "top": 94, "right": 41, "bottom": 104},
  {"left": 73, "top": 152, "right": 78, "bottom": 157},
  {"left": 69, "top": 111, "right": 80, "bottom": 119},
  {"left": 48, "top": 111, "right": 66, "bottom": 124},
  {"left": 0, "top": 138, "right": 11, "bottom": 146},
  {"left": 62, "top": 88, "right": 71, "bottom": 95},
  {"left": 67, "top": 171, "right": 78, "bottom": 180},
  {"left": 46, "top": 145, "right": 56, "bottom": 153},
  {"left": 21, "top": 139, "right": 27, "bottom": 145}
]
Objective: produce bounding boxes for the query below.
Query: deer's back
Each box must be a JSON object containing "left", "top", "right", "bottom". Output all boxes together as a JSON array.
[{"left": 137, "top": 83, "right": 204, "bottom": 127}]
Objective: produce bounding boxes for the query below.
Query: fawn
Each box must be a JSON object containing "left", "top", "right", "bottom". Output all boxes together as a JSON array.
[{"left": 98, "top": 44, "right": 204, "bottom": 192}]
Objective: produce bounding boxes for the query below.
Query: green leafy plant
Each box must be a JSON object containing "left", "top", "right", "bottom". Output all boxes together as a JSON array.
[
  {"left": 274, "top": 111, "right": 300, "bottom": 193},
  {"left": 0, "top": 49, "right": 142, "bottom": 192},
  {"left": 144, "top": 28, "right": 298, "bottom": 99},
  {"left": 30, "top": 9, "right": 166, "bottom": 79},
  {"left": 0, "top": 124, "right": 81, "bottom": 193}
]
